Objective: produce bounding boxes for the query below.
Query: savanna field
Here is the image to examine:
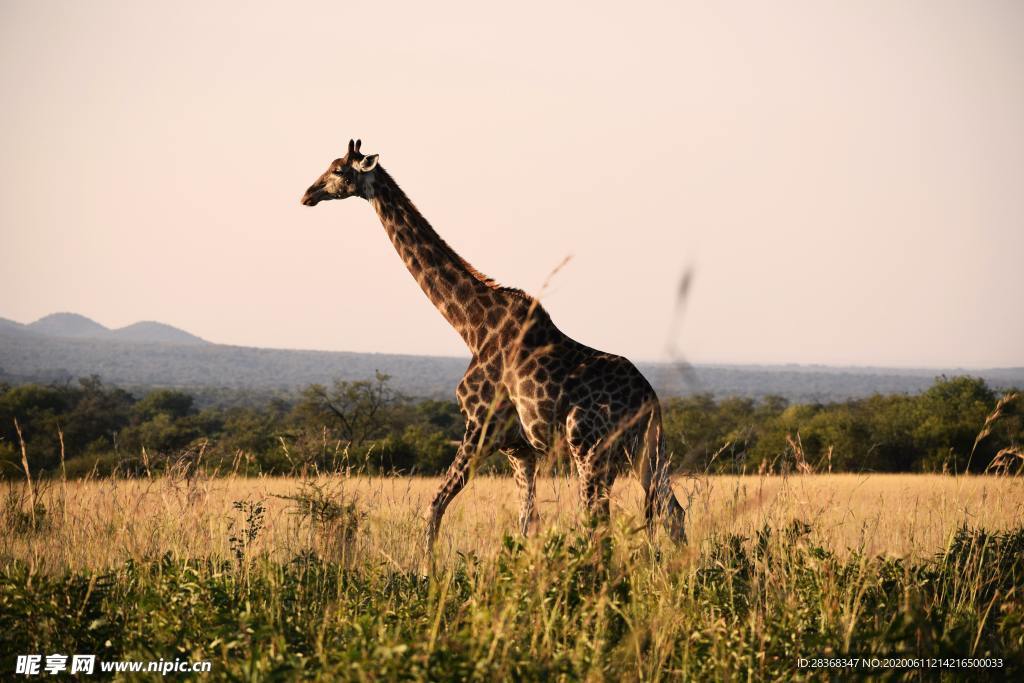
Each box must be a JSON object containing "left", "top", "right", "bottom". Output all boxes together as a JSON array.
[
  {"left": 3, "top": 472, "right": 1023, "bottom": 680},
  {"left": 5, "top": 0, "right": 1024, "bottom": 679}
]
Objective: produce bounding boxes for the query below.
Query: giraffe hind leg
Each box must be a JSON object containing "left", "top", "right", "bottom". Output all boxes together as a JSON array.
[
  {"left": 663, "top": 491, "right": 687, "bottom": 544},
  {"left": 635, "top": 423, "right": 687, "bottom": 545},
  {"left": 573, "top": 448, "right": 616, "bottom": 530},
  {"left": 636, "top": 440, "right": 662, "bottom": 538},
  {"left": 642, "top": 473, "right": 687, "bottom": 544},
  {"left": 566, "top": 407, "right": 617, "bottom": 530}
]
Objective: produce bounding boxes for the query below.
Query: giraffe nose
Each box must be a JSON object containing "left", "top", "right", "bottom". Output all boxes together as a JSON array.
[{"left": 301, "top": 184, "right": 324, "bottom": 206}]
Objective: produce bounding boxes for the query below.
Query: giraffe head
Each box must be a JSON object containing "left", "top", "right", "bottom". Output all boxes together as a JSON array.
[{"left": 301, "top": 139, "right": 380, "bottom": 206}]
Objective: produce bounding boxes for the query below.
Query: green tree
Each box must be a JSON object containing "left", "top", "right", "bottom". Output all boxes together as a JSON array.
[
  {"left": 912, "top": 376, "right": 996, "bottom": 472},
  {"left": 132, "top": 389, "right": 196, "bottom": 422},
  {"left": 293, "top": 372, "right": 403, "bottom": 449}
]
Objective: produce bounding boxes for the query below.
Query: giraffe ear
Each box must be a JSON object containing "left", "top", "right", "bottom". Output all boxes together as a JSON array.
[{"left": 358, "top": 154, "right": 379, "bottom": 172}]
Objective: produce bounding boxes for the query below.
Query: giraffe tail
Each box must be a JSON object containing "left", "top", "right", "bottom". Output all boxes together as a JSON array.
[{"left": 641, "top": 406, "right": 688, "bottom": 545}]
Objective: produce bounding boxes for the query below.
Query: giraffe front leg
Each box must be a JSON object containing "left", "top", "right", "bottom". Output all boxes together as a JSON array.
[
  {"left": 425, "top": 439, "right": 475, "bottom": 557},
  {"left": 505, "top": 448, "right": 538, "bottom": 536}
]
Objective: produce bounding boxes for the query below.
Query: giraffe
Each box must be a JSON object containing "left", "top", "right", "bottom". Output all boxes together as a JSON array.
[{"left": 301, "top": 140, "right": 687, "bottom": 554}]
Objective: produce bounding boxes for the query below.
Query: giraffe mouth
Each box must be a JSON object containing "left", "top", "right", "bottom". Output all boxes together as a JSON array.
[{"left": 301, "top": 187, "right": 326, "bottom": 206}]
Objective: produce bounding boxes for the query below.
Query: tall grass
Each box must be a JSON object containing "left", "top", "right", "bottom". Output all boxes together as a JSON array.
[
  {"left": 1, "top": 471, "right": 1022, "bottom": 679},
  {"left": 2, "top": 473, "right": 1023, "bottom": 572}
]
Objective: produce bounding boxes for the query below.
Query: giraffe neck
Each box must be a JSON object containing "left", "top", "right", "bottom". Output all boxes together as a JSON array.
[{"left": 366, "top": 167, "right": 504, "bottom": 352}]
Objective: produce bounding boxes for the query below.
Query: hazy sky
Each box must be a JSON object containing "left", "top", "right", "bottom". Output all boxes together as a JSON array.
[{"left": 2, "top": 1, "right": 1022, "bottom": 367}]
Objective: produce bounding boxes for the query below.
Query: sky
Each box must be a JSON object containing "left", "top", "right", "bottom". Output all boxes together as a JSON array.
[{"left": 1, "top": 0, "right": 1022, "bottom": 367}]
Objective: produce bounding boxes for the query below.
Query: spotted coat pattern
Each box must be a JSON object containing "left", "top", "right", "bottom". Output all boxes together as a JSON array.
[{"left": 302, "top": 141, "right": 687, "bottom": 553}]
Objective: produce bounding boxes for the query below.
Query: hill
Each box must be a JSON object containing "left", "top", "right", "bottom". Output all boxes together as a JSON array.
[
  {"left": 27, "top": 312, "right": 108, "bottom": 338},
  {"left": 108, "top": 321, "right": 207, "bottom": 345},
  {"left": 0, "top": 314, "right": 1021, "bottom": 402},
  {"left": 0, "top": 317, "right": 26, "bottom": 333},
  {"left": 0, "top": 325, "right": 464, "bottom": 398},
  {"left": 15, "top": 313, "right": 208, "bottom": 345}
]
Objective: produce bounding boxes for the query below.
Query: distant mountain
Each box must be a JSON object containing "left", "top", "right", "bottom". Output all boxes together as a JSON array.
[
  {"left": 0, "top": 315, "right": 1021, "bottom": 403},
  {"left": 0, "top": 325, "right": 465, "bottom": 399},
  {"left": 0, "top": 317, "right": 26, "bottom": 333},
  {"left": 107, "top": 321, "right": 206, "bottom": 345},
  {"left": 14, "top": 313, "right": 208, "bottom": 345},
  {"left": 28, "top": 312, "right": 108, "bottom": 338}
]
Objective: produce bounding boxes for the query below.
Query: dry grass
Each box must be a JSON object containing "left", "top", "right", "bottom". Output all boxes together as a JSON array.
[
  {"left": 4, "top": 471, "right": 1023, "bottom": 679},
  {"left": 4, "top": 472, "right": 1022, "bottom": 574}
]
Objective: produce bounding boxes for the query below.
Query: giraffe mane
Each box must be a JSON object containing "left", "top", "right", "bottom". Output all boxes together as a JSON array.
[
  {"left": 457, "top": 257, "right": 529, "bottom": 299},
  {"left": 377, "top": 167, "right": 534, "bottom": 302}
]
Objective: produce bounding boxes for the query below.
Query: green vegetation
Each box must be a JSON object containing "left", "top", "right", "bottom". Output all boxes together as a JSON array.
[
  {"left": 2, "top": 522, "right": 1021, "bottom": 680},
  {"left": 665, "top": 376, "right": 1022, "bottom": 474},
  {"left": 0, "top": 375, "right": 1020, "bottom": 479}
]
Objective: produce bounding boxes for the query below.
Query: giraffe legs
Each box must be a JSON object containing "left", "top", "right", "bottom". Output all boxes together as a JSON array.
[
  {"left": 426, "top": 439, "right": 539, "bottom": 558},
  {"left": 576, "top": 459, "right": 614, "bottom": 526},
  {"left": 505, "top": 448, "right": 538, "bottom": 536},
  {"left": 636, "top": 410, "right": 688, "bottom": 545},
  {"left": 640, "top": 461, "right": 687, "bottom": 544},
  {"left": 566, "top": 405, "right": 617, "bottom": 530},
  {"left": 425, "top": 436, "right": 476, "bottom": 557}
]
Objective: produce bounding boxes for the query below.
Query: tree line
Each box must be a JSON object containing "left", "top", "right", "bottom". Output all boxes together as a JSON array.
[{"left": 0, "top": 374, "right": 1020, "bottom": 479}]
